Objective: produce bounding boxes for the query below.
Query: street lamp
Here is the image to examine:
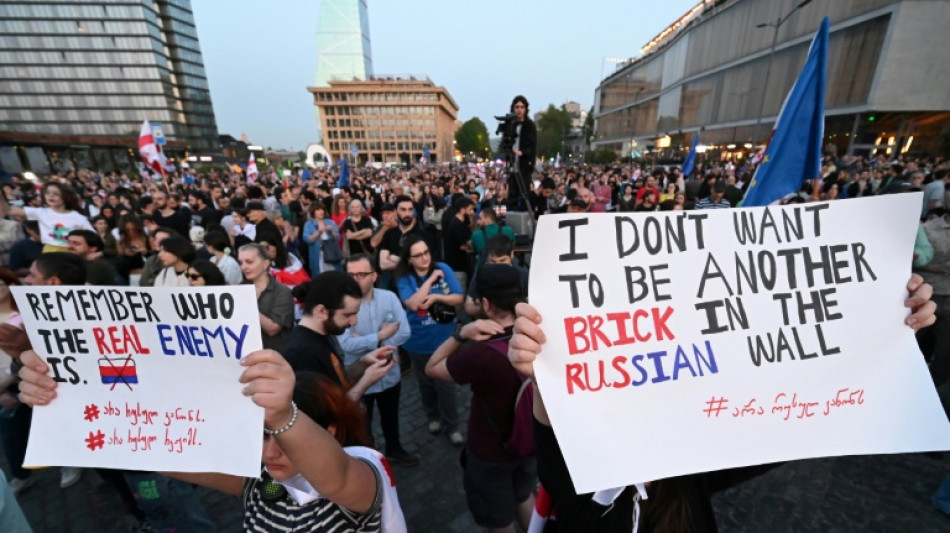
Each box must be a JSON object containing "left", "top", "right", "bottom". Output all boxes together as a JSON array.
[{"left": 750, "top": 0, "right": 813, "bottom": 147}]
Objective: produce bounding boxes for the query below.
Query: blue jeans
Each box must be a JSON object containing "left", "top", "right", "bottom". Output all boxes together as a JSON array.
[
  {"left": 409, "top": 352, "right": 458, "bottom": 433},
  {"left": 0, "top": 406, "right": 31, "bottom": 480},
  {"left": 0, "top": 475, "right": 31, "bottom": 533},
  {"left": 124, "top": 472, "right": 217, "bottom": 533}
]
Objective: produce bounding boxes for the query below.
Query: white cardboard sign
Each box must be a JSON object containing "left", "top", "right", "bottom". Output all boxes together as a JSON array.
[
  {"left": 12, "top": 285, "right": 264, "bottom": 477},
  {"left": 528, "top": 194, "right": 950, "bottom": 494}
]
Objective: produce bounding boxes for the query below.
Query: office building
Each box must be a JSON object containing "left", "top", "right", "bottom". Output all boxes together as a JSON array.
[
  {"left": 0, "top": 0, "right": 219, "bottom": 174},
  {"left": 592, "top": 0, "right": 950, "bottom": 158},
  {"left": 308, "top": 76, "right": 459, "bottom": 165},
  {"left": 315, "top": 0, "right": 373, "bottom": 87}
]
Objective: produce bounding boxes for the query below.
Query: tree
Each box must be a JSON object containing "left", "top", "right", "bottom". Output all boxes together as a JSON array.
[
  {"left": 455, "top": 118, "right": 491, "bottom": 158},
  {"left": 535, "top": 104, "right": 573, "bottom": 159}
]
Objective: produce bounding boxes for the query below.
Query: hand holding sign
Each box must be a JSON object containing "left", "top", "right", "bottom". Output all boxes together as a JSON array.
[
  {"left": 525, "top": 194, "right": 950, "bottom": 494},
  {"left": 12, "top": 285, "right": 265, "bottom": 477}
]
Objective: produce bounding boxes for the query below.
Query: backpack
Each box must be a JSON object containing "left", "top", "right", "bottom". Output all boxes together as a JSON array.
[{"left": 481, "top": 337, "right": 535, "bottom": 458}]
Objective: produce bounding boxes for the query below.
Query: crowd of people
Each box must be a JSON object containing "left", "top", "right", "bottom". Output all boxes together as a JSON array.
[{"left": 0, "top": 136, "right": 945, "bottom": 532}]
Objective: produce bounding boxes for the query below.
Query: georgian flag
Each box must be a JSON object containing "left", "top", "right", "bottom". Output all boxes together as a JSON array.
[
  {"left": 138, "top": 120, "right": 169, "bottom": 176},
  {"left": 247, "top": 153, "right": 259, "bottom": 184}
]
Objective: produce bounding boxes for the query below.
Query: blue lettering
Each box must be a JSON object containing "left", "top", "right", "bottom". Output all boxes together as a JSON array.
[
  {"left": 671, "top": 345, "right": 697, "bottom": 380},
  {"left": 694, "top": 341, "right": 719, "bottom": 376},
  {"left": 202, "top": 326, "right": 227, "bottom": 358},
  {"left": 188, "top": 326, "right": 208, "bottom": 357},
  {"left": 647, "top": 351, "right": 670, "bottom": 383},
  {"left": 157, "top": 324, "right": 174, "bottom": 355},
  {"left": 226, "top": 325, "right": 249, "bottom": 360},
  {"left": 630, "top": 355, "right": 648, "bottom": 386}
]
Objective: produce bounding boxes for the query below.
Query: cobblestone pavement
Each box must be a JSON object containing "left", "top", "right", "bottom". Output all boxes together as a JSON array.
[{"left": 5, "top": 368, "right": 950, "bottom": 532}]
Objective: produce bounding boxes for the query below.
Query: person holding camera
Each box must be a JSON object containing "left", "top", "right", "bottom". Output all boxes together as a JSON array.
[
  {"left": 508, "top": 95, "right": 537, "bottom": 211},
  {"left": 395, "top": 235, "right": 465, "bottom": 445}
]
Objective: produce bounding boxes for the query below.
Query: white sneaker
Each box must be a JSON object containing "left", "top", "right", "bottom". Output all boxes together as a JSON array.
[
  {"left": 9, "top": 476, "right": 34, "bottom": 496},
  {"left": 449, "top": 431, "right": 464, "bottom": 446},
  {"left": 60, "top": 467, "right": 82, "bottom": 489},
  {"left": 427, "top": 420, "right": 442, "bottom": 434}
]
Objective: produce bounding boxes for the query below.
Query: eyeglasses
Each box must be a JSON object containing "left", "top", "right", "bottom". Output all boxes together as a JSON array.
[
  {"left": 410, "top": 250, "right": 430, "bottom": 259},
  {"left": 186, "top": 273, "right": 202, "bottom": 280},
  {"left": 349, "top": 272, "right": 374, "bottom": 280}
]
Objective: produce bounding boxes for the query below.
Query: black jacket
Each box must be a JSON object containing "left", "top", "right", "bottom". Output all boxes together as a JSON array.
[{"left": 516, "top": 118, "right": 537, "bottom": 178}]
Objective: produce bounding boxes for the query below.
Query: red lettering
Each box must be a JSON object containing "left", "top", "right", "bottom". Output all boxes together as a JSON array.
[
  {"left": 566, "top": 363, "right": 586, "bottom": 394},
  {"left": 92, "top": 328, "right": 111, "bottom": 354},
  {"left": 606, "top": 313, "right": 636, "bottom": 347},
  {"left": 588, "top": 315, "right": 613, "bottom": 351},
  {"left": 108, "top": 326, "right": 123, "bottom": 353},
  {"left": 564, "top": 317, "right": 590, "bottom": 355},
  {"left": 611, "top": 356, "right": 631, "bottom": 388},
  {"left": 632, "top": 309, "right": 651, "bottom": 342},
  {"left": 584, "top": 360, "right": 609, "bottom": 392},
  {"left": 653, "top": 306, "right": 675, "bottom": 340}
]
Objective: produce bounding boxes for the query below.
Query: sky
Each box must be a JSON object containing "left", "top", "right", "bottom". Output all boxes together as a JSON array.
[{"left": 192, "top": 0, "right": 698, "bottom": 151}]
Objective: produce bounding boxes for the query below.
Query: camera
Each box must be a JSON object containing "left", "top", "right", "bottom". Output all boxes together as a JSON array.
[{"left": 494, "top": 113, "right": 519, "bottom": 160}]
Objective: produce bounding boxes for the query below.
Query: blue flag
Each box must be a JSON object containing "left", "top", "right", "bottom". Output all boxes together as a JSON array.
[
  {"left": 336, "top": 158, "right": 349, "bottom": 188},
  {"left": 741, "top": 17, "right": 828, "bottom": 207},
  {"left": 682, "top": 134, "right": 700, "bottom": 177}
]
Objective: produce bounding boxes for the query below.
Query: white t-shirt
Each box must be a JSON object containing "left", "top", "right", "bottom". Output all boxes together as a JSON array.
[{"left": 24, "top": 207, "right": 94, "bottom": 248}]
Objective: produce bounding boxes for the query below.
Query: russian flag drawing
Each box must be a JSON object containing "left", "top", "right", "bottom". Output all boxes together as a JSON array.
[{"left": 98, "top": 357, "right": 138, "bottom": 387}]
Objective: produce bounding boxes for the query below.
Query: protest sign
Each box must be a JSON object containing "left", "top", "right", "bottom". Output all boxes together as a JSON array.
[
  {"left": 529, "top": 193, "right": 950, "bottom": 494},
  {"left": 11, "top": 285, "right": 264, "bottom": 477}
]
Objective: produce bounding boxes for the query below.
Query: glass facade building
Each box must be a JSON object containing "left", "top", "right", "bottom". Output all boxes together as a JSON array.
[
  {"left": 593, "top": 0, "right": 950, "bottom": 157},
  {"left": 0, "top": 0, "right": 219, "bottom": 173},
  {"left": 314, "top": 0, "right": 373, "bottom": 87}
]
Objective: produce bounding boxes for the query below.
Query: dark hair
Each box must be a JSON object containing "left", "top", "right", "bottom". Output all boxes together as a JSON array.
[
  {"left": 67, "top": 229, "right": 104, "bottom": 252},
  {"left": 479, "top": 206, "right": 498, "bottom": 222},
  {"left": 204, "top": 230, "right": 231, "bottom": 254},
  {"left": 452, "top": 196, "right": 475, "bottom": 211},
  {"left": 189, "top": 191, "right": 208, "bottom": 206},
  {"left": 394, "top": 194, "right": 414, "bottom": 211},
  {"left": 510, "top": 95, "right": 530, "bottom": 114},
  {"left": 345, "top": 253, "right": 376, "bottom": 272},
  {"left": 152, "top": 226, "right": 180, "bottom": 241},
  {"left": 43, "top": 182, "right": 82, "bottom": 212},
  {"left": 291, "top": 271, "right": 361, "bottom": 315},
  {"left": 160, "top": 236, "right": 196, "bottom": 264},
  {"left": 540, "top": 177, "right": 556, "bottom": 190},
  {"left": 394, "top": 234, "right": 431, "bottom": 280},
  {"left": 486, "top": 234, "right": 513, "bottom": 258},
  {"left": 33, "top": 252, "right": 86, "bottom": 285},
  {"left": 188, "top": 259, "right": 226, "bottom": 286},
  {"left": 254, "top": 230, "right": 289, "bottom": 269},
  {"left": 293, "top": 372, "right": 368, "bottom": 447}
]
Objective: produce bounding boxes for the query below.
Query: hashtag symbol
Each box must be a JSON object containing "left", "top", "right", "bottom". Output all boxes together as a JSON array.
[
  {"left": 85, "top": 430, "right": 105, "bottom": 451},
  {"left": 83, "top": 404, "right": 100, "bottom": 422},
  {"left": 703, "top": 396, "right": 729, "bottom": 418}
]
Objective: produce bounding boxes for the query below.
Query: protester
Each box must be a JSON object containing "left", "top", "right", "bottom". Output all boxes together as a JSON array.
[
  {"left": 395, "top": 235, "right": 464, "bottom": 445},
  {"left": 339, "top": 255, "right": 417, "bottom": 466},
  {"left": 302, "top": 203, "right": 341, "bottom": 277},
  {"left": 506, "top": 275, "right": 938, "bottom": 532},
  {"left": 204, "top": 230, "right": 242, "bottom": 284},
  {"left": 187, "top": 258, "right": 227, "bottom": 287},
  {"left": 0, "top": 182, "right": 93, "bottom": 252},
  {"left": 426, "top": 265, "right": 536, "bottom": 532},
  {"left": 342, "top": 199, "right": 375, "bottom": 257},
  {"left": 153, "top": 235, "right": 196, "bottom": 287},
  {"left": 15, "top": 351, "right": 407, "bottom": 533},
  {"left": 239, "top": 243, "right": 294, "bottom": 352}
]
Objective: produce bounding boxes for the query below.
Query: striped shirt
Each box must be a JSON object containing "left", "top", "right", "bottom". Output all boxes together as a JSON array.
[
  {"left": 243, "top": 461, "right": 383, "bottom": 532},
  {"left": 694, "top": 197, "right": 732, "bottom": 209}
]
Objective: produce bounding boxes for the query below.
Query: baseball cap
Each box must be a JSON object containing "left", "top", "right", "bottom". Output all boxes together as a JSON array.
[{"left": 475, "top": 264, "right": 523, "bottom": 301}]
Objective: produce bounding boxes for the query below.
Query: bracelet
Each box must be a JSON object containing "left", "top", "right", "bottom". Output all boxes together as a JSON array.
[
  {"left": 451, "top": 322, "right": 465, "bottom": 343},
  {"left": 264, "top": 402, "right": 298, "bottom": 435}
]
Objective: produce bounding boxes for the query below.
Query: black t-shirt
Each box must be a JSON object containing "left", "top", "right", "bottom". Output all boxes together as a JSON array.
[
  {"left": 528, "top": 191, "right": 548, "bottom": 219},
  {"left": 281, "top": 325, "right": 346, "bottom": 388},
  {"left": 442, "top": 216, "right": 471, "bottom": 273},
  {"left": 535, "top": 420, "right": 778, "bottom": 531},
  {"left": 154, "top": 210, "right": 190, "bottom": 237},
  {"left": 380, "top": 222, "right": 428, "bottom": 258},
  {"left": 196, "top": 206, "right": 223, "bottom": 230},
  {"left": 341, "top": 216, "right": 375, "bottom": 255}
]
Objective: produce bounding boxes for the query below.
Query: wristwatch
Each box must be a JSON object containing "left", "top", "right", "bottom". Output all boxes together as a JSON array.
[{"left": 451, "top": 322, "right": 465, "bottom": 343}]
